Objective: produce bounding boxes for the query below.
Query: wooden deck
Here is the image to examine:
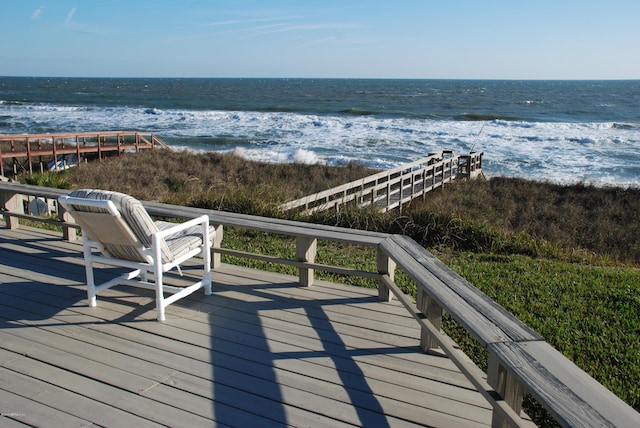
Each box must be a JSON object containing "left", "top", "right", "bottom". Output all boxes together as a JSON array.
[{"left": 0, "top": 225, "right": 494, "bottom": 427}]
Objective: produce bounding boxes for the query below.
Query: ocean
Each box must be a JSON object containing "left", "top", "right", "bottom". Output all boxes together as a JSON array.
[{"left": 1, "top": 77, "right": 639, "bottom": 187}]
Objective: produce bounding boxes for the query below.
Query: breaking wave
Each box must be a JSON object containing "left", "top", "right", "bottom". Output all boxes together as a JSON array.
[{"left": 1, "top": 100, "right": 639, "bottom": 188}]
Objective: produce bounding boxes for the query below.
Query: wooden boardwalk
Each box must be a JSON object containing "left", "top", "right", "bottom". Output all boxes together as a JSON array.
[
  {"left": 279, "top": 151, "right": 483, "bottom": 215},
  {"left": 0, "top": 224, "right": 494, "bottom": 427},
  {"left": 0, "top": 131, "right": 169, "bottom": 178}
]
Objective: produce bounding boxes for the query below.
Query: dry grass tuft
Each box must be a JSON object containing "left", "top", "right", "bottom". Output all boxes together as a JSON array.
[
  {"left": 63, "top": 150, "right": 374, "bottom": 213},
  {"left": 414, "top": 177, "right": 640, "bottom": 264}
]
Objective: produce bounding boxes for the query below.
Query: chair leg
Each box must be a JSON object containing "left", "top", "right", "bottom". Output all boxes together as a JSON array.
[
  {"left": 85, "top": 262, "right": 97, "bottom": 307},
  {"left": 154, "top": 265, "right": 166, "bottom": 322},
  {"left": 82, "top": 237, "right": 97, "bottom": 307},
  {"left": 204, "top": 272, "right": 212, "bottom": 295},
  {"left": 204, "top": 246, "right": 212, "bottom": 296}
]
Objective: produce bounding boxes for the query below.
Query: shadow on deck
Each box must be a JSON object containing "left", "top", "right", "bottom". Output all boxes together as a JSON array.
[{"left": 0, "top": 225, "right": 492, "bottom": 427}]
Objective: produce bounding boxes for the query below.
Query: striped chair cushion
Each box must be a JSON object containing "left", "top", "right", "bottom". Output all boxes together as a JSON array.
[
  {"left": 68, "top": 189, "right": 173, "bottom": 263},
  {"left": 156, "top": 221, "right": 214, "bottom": 260}
]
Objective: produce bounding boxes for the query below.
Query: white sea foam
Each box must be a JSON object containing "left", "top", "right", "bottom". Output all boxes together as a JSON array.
[
  {"left": 2, "top": 102, "right": 639, "bottom": 187},
  {"left": 292, "top": 149, "right": 320, "bottom": 164}
]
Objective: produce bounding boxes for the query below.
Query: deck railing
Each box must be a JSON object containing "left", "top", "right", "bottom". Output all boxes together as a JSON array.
[
  {"left": 1, "top": 181, "right": 638, "bottom": 428},
  {"left": 279, "top": 151, "right": 483, "bottom": 214},
  {"left": 0, "top": 131, "right": 169, "bottom": 178}
]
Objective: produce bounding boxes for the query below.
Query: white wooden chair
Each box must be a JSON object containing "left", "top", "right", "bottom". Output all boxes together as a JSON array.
[{"left": 58, "top": 189, "right": 213, "bottom": 321}]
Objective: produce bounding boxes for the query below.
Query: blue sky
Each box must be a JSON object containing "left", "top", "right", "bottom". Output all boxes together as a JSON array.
[{"left": 2, "top": 0, "right": 639, "bottom": 79}]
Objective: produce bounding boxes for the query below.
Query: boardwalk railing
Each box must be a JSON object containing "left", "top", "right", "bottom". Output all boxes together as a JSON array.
[
  {"left": 0, "top": 131, "right": 169, "bottom": 178},
  {"left": 280, "top": 151, "right": 483, "bottom": 215},
  {"left": 1, "top": 181, "right": 638, "bottom": 428}
]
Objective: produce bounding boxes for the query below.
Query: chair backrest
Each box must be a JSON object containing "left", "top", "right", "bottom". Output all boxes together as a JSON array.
[{"left": 59, "top": 189, "right": 171, "bottom": 263}]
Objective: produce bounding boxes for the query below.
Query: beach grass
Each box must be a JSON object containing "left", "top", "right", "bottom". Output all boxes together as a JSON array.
[{"left": 26, "top": 150, "right": 640, "bottom": 424}]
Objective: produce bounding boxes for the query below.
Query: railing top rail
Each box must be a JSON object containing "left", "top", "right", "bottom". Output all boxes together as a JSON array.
[
  {"left": 0, "top": 182, "right": 70, "bottom": 199},
  {"left": 144, "top": 200, "right": 390, "bottom": 246},
  {"left": 0, "top": 131, "right": 159, "bottom": 141},
  {"left": 0, "top": 183, "right": 388, "bottom": 246}
]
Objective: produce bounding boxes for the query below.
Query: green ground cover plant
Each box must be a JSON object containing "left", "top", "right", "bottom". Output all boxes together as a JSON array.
[{"left": 23, "top": 150, "right": 640, "bottom": 423}]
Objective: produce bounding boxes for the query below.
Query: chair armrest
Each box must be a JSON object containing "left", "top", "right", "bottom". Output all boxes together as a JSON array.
[{"left": 153, "top": 215, "right": 211, "bottom": 241}]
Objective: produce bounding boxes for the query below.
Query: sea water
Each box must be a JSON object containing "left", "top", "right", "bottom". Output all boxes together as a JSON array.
[{"left": 1, "top": 77, "right": 638, "bottom": 187}]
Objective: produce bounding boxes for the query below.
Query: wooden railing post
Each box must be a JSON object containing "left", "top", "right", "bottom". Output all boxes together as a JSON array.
[
  {"left": 26, "top": 137, "right": 33, "bottom": 174},
  {"left": 0, "top": 190, "right": 23, "bottom": 229},
  {"left": 211, "top": 224, "right": 224, "bottom": 270},
  {"left": 422, "top": 167, "right": 427, "bottom": 200},
  {"left": 56, "top": 203, "right": 78, "bottom": 241},
  {"left": 376, "top": 247, "right": 396, "bottom": 301},
  {"left": 296, "top": 236, "right": 317, "bottom": 287},
  {"left": 50, "top": 137, "right": 58, "bottom": 172},
  {"left": 449, "top": 157, "right": 454, "bottom": 181},
  {"left": 417, "top": 288, "right": 444, "bottom": 353},
  {"left": 487, "top": 353, "right": 526, "bottom": 428},
  {"left": 386, "top": 174, "right": 391, "bottom": 210},
  {"left": 371, "top": 181, "right": 376, "bottom": 207},
  {"left": 432, "top": 163, "right": 436, "bottom": 189}
]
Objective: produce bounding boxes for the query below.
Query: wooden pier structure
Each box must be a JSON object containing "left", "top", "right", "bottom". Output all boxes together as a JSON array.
[
  {"left": 280, "top": 151, "right": 484, "bottom": 215},
  {"left": 1, "top": 181, "right": 638, "bottom": 427},
  {"left": 0, "top": 131, "right": 169, "bottom": 178}
]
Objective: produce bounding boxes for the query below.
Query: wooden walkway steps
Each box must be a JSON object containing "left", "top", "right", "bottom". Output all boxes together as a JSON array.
[{"left": 0, "top": 225, "right": 494, "bottom": 427}]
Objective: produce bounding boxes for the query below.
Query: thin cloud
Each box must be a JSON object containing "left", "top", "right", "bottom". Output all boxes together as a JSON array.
[
  {"left": 171, "top": 13, "right": 364, "bottom": 45},
  {"left": 248, "top": 23, "right": 361, "bottom": 37},
  {"left": 66, "top": 8, "right": 77, "bottom": 24},
  {"left": 169, "top": 17, "right": 300, "bottom": 41},
  {"left": 31, "top": 5, "right": 45, "bottom": 20},
  {"left": 166, "top": 16, "right": 294, "bottom": 40},
  {"left": 234, "top": 22, "right": 364, "bottom": 42},
  {"left": 198, "top": 16, "right": 299, "bottom": 29},
  {"left": 297, "top": 36, "right": 339, "bottom": 47}
]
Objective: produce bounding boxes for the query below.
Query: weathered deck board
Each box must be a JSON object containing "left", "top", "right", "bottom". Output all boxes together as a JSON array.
[
  {"left": 0, "top": 225, "right": 493, "bottom": 427},
  {"left": 0, "top": 357, "right": 165, "bottom": 428}
]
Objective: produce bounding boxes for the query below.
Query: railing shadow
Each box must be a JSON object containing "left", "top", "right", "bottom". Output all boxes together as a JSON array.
[
  {"left": 0, "top": 229, "right": 402, "bottom": 426},
  {"left": 0, "top": 233, "right": 87, "bottom": 329},
  {"left": 205, "top": 275, "right": 421, "bottom": 426}
]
